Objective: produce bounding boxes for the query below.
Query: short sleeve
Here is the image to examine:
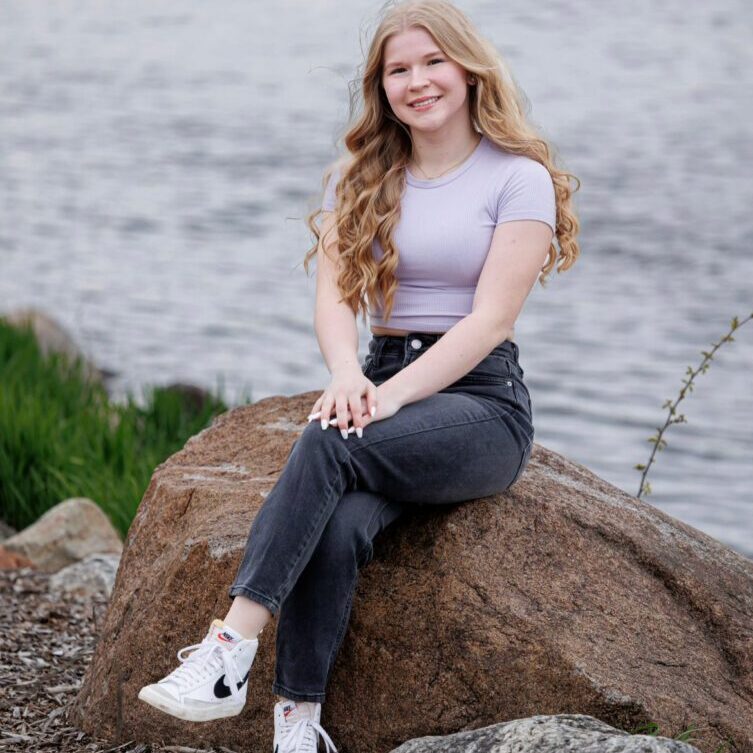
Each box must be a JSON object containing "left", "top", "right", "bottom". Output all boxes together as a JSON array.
[
  {"left": 495, "top": 158, "right": 556, "bottom": 234},
  {"left": 321, "top": 164, "right": 342, "bottom": 212}
]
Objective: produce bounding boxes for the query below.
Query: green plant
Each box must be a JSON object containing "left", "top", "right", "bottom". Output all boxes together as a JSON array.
[
  {"left": 635, "top": 312, "right": 752, "bottom": 498},
  {"left": 628, "top": 719, "right": 734, "bottom": 753},
  {"left": 0, "top": 320, "right": 234, "bottom": 537}
]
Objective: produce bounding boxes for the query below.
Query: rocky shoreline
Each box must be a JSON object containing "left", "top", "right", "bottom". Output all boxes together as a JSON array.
[{"left": 0, "top": 565, "right": 248, "bottom": 753}]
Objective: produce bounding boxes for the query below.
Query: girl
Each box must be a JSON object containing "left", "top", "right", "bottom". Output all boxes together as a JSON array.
[{"left": 138, "top": 1, "right": 580, "bottom": 751}]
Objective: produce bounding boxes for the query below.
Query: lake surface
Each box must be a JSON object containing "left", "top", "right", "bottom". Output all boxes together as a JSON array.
[{"left": 1, "top": 0, "right": 751, "bottom": 557}]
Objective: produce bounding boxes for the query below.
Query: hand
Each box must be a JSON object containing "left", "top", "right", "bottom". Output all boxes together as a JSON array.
[
  {"left": 308, "top": 376, "right": 404, "bottom": 438},
  {"left": 307, "top": 366, "right": 378, "bottom": 439}
]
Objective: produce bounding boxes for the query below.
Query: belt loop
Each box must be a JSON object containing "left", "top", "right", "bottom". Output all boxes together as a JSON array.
[{"left": 373, "top": 336, "right": 386, "bottom": 362}]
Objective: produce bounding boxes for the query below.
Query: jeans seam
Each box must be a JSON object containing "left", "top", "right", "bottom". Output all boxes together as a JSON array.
[
  {"left": 324, "top": 579, "right": 357, "bottom": 684},
  {"left": 510, "top": 437, "right": 534, "bottom": 486},
  {"left": 355, "top": 498, "right": 391, "bottom": 566}
]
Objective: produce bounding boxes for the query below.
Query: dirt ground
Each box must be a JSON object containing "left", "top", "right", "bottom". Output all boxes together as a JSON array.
[{"left": 0, "top": 566, "right": 241, "bottom": 753}]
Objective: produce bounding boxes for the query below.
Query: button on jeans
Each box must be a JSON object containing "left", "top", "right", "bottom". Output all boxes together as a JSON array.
[{"left": 227, "top": 332, "right": 534, "bottom": 702}]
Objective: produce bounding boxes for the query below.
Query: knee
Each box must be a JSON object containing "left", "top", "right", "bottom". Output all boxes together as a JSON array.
[
  {"left": 297, "top": 419, "right": 352, "bottom": 458},
  {"left": 314, "top": 491, "right": 379, "bottom": 567}
]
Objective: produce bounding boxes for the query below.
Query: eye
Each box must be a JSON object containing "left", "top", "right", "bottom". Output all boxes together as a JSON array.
[{"left": 387, "top": 58, "right": 445, "bottom": 75}]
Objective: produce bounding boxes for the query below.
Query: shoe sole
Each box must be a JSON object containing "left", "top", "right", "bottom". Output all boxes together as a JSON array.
[{"left": 138, "top": 685, "right": 245, "bottom": 722}]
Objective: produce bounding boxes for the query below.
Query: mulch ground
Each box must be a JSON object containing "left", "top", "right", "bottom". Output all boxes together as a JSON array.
[{"left": 0, "top": 567, "right": 241, "bottom": 753}]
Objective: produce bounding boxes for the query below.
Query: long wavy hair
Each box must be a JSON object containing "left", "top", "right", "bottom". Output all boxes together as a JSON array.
[{"left": 302, "top": 0, "right": 581, "bottom": 326}]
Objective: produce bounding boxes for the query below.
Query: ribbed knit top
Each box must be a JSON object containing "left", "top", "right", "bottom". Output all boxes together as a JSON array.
[{"left": 321, "top": 134, "right": 556, "bottom": 334}]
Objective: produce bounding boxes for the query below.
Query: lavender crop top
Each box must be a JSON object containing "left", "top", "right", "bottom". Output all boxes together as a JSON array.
[{"left": 321, "top": 134, "right": 556, "bottom": 334}]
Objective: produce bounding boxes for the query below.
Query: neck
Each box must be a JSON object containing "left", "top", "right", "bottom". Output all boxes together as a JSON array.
[{"left": 409, "top": 121, "right": 481, "bottom": 178}]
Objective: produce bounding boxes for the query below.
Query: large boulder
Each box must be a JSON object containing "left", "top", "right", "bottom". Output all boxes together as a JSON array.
[
  {"left": 2, "top": 498, "right": 123, "bottom": 573},
  {"left": 69, "top": 393, "right": 753, "bottom": 753}
]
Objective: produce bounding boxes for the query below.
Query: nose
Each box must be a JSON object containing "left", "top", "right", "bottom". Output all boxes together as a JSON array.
[{"left": 408, "top": 69, "right": 430, "bottom": 90}]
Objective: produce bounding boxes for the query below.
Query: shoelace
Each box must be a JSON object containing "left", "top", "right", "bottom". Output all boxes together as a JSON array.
[
  {"left": 279, "top": 717, "right": 338, "bottom": 753},
  {"left": 160, "top": 641, "right": 243, "bottom": 701}
]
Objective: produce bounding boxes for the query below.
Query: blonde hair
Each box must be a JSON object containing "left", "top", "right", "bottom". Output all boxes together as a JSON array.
[{"left": 302, "top": 0, "right": 581, "bottom": 325}]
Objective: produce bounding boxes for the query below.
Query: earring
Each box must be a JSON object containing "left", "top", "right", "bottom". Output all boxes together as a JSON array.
[{"left": 467, "top": 76, "right": 477, "bottom": 85}]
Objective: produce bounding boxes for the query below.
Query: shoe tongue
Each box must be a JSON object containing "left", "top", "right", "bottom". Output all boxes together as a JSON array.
[
  {"left": 282, "top": 701, "right": 303, "bottom": 723},
  {"left": 282, "top": 700, "right": 318, "bottom": 723},
  {"left": 209, "top": 618, "right": 244, "bottom": 649}
]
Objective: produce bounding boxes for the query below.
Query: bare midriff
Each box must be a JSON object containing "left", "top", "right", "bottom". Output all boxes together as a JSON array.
[
  {"left": 371, "top": 324, "right": 515, "bottom": 342},
  {"left": 370, "top": 325, "right": 443, "bottom": 337}
]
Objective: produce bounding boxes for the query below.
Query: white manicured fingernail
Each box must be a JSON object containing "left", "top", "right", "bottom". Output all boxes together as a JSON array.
[
  {"left": 356, "top": 427, "right": 363, "bottom": 438},
  {"left": 370, "top": 406, "right": 376, "bottom": 417},
  {"left": 321, "top": 420, "right": 328, "bottom": 430},
  {"left": 340, "top": 428, "right": 348, "bottom": 439},
  {"left": 329, "top": 418, "right": 338, "bottom": 425}
]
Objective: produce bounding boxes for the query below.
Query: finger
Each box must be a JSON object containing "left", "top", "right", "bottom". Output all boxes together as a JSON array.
[
  {"left": 335, "top": 393, "right": 350, "bottom": 437},
  {"left": 309, "top": 395, "right": 324, "bottom": 422},
  {"left": 349, "top": 392, "right": 364, "bottom": 428},
  {"left": 366, "top": 383, "right": 378, "bottom": 419},
  {"left": 347, "top": 392, "right": 365, "bottom": 437},
  {"left": 329, "top": 409, "right": 352, "bottom": 426},
  {"left": 319, "top": 395, "right": 333, "bottom": 430}
]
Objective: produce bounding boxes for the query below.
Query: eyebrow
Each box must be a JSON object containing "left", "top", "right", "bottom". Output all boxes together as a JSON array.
[{"left": 384, "top": 50, "right": 444, "bottom": 69}]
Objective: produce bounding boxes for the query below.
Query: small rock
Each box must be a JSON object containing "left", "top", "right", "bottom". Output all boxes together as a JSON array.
[
  {"left": 48, "top": 553, "right": 121, "bottom": 601},
  {"left": 0, "top": 544, "right": 35, "bottom": 570},
  {"left": 2, "top": 498, "right": 122, "bottom": 574},
  {"left": 1, "top": 307, "right": 105, "bottom": 384}
]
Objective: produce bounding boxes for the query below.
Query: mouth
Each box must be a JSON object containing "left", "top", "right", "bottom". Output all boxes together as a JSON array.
[{"left": 409, "top": 95, "right": 442, "bottom": 111}]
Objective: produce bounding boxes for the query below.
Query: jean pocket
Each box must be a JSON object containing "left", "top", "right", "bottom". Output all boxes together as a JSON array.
[
  {"left": 460, "top": 352, "right": 515, "bottom": 385},
  {"left": 510, "top": 377, "right": 532, "bottom": 416}
]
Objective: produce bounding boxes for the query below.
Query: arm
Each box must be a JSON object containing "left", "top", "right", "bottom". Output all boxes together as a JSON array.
[
  {"left": 314, "top": 211, "right": 360, "bottom": 374},
  {"left": 382, "top": 219, "right": 554, "bottom": 408}
]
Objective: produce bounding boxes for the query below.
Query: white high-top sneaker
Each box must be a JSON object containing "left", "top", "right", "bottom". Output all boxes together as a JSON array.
[
  {"left": 273, "top": 699, "right": 338, "bottom": 753},
  {"left": 138, "top": 618, "right": 259, "bottom": 722}
]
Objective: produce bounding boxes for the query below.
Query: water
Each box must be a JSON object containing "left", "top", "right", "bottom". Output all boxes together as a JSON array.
[{"left": 0, "top": 0, "right": 751, "bottom": 557}]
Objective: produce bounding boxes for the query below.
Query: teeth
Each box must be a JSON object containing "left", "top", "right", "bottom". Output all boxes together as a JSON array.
[{"left": 411, "top": 96, "right": 439, "bottom": 107}]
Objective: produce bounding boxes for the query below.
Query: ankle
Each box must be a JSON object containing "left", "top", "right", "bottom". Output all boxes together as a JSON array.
[
  {"left": 277, "top": 697, "right": 321, "bottom": 716},
  {"left": 223, "top": 619, "right": 262, "bottom": 641}
]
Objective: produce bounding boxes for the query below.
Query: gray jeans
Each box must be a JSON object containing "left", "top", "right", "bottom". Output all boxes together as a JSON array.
[{"left": 228, "top": 332, "right": 534, "bottom": 702}]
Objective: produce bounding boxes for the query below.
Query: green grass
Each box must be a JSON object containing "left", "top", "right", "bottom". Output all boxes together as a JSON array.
[
  {"left": 629, "top": 720, "right": 734, "bottom": 752},
  {"left": 0, "top": 319, "right": 231, "bottom": 538}
]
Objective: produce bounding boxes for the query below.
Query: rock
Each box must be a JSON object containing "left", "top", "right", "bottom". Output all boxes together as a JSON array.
[
  {"left": 162, "top": 382, "right": 215, "bottom": 414},
  {"left": 389, "top": 713, "right": 701, "bottom": 752},
  {"left": 0, "top": 519, "right": 18, "bottom": 542},
  {"left": 69, "top": 394, "right": 753, "bottom": 753},
  {"left": 1, "top": 307, "right": 106, "bottom": 384},
  {"left": 48, "top": 552, "right": 121, "bottom": 601},
  {"left": 0, "top": 544, "right": 35, "bottom": 570},
  {"left": 2, "top": 498, "right": 123, "bottom": 574}
]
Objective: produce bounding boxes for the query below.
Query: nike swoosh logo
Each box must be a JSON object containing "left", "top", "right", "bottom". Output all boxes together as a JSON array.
[{"left": 213, "top": 669, "right": 250, "bottom": 698}]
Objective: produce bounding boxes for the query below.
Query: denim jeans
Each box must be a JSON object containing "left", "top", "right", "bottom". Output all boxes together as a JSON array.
[{"left": 227, "top": 332, "right": 534, "bottom": 702}]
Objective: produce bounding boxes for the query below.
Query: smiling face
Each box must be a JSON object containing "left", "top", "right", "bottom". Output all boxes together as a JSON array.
[{"left": 381, "top": 26, "right": 472, "bottom": 137}]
